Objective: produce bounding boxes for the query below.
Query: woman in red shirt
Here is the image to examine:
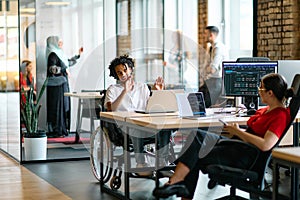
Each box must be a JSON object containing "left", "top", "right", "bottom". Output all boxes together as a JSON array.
[{"left": 153, "top": 73, "right": 294, "bottom": 199}]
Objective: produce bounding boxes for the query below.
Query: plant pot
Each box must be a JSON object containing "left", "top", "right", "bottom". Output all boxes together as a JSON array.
[{"left": 24, "top": 131, "right": 47, "bottom": 160}]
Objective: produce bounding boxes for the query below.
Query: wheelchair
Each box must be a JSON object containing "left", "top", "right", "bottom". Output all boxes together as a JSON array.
[
  {"left": 90, "top": 91, "right": 177, "bottom": 190},
  {"left": 90, "top": 122, "right": 177, "bottom": 190}
]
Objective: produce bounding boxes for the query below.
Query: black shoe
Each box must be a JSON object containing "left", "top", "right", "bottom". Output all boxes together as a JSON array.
[{"left": 152, "top": 181, "right": 190, "bottom": 198}]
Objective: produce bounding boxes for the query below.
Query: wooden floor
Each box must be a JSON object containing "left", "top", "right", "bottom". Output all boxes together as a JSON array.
[{"left": 0, "top": 152, "right": 71, "bottom": 200}]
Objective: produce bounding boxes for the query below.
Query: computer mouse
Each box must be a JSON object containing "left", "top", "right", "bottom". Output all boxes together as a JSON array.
[{"left": 247, "top": 109, "right": 256, "bottom": 116}]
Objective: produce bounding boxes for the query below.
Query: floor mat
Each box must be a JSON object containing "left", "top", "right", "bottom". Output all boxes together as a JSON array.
[{"left": 47, "top": 136, "right": 90, "bottom": 144}]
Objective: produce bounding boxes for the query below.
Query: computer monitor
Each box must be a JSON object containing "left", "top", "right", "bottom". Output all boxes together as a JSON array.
[{"left": 222, "top": 61, "right": 278, "bottom": 97}]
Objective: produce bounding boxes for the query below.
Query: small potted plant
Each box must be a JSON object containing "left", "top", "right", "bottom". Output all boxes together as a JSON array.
[{"left": 21, "top": 78, "right": 48, "bottom": 160}]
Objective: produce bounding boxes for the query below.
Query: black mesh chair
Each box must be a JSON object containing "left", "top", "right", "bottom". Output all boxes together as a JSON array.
[{"left": 205, "top": 74, "right": 300, "bottom": 200}]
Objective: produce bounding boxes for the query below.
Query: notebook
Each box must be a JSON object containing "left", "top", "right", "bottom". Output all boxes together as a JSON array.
[
  {"left": 135, "top": 89, "right": 184, "bottom": 114},
  {"left": 176, "top": 92, "right": 207, "bottom": 119}
]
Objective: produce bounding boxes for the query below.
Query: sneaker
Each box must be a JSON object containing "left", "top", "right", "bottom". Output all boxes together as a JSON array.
[{"left": 136, "top": 163, "right": 153, "bottom": 177}]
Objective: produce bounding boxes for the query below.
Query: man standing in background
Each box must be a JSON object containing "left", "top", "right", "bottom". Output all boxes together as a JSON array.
[{"left": 199, "top": 26, "right": 229, "bottom": 107}]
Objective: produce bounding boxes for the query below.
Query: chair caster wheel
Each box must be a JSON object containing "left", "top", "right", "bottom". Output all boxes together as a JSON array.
[
  {"left": 207, "top": 180, "right": 217, "bottom": 189},
  {"left": 110, "top": 176, "right": 121, "bottom": 190}
]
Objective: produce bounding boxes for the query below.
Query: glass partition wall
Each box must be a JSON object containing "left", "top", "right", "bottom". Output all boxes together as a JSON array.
[
  {"left": 0, "top": 0, "right": 20, "bottom": 161},
  {"left": 0, "top": 0, "right": 253, "bottom": 162},
  {"left": 33, "top": 0, "right": 114, "bottom": 161},
  {"left": 0, "top": 0, "right": 115, "bottom": 162}
]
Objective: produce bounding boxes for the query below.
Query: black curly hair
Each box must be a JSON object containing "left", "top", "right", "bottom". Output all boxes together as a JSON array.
[{"left": 108, "top": 55, "right": 135, "bottom": 80}]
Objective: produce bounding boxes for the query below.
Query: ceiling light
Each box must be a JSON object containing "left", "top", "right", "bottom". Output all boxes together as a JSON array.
[
  {"left": 45, "top": 1, "right": 71, "bottom": 6},
  {"left": 20, "top": 8, "right": 36, "bottom": 13}
]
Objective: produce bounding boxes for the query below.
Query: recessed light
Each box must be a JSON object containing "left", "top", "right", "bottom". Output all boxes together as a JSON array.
[{"left": 45, "top": 1, "right": 71, "bottom": 6}]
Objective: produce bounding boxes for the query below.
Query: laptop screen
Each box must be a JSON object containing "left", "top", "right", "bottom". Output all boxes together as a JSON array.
[{"left": 187, "top": 92, "right": 206, "bottom": 115}]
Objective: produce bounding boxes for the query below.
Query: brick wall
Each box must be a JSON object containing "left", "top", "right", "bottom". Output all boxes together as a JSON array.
[
  {"left": 198, "top": 0, "right": 208, "bottom": 87},
  {"left": 117, "top": 0, "right": 131, "bottom": 56},
  {"left": 257, "top": 0, "right": 300, "bottom": 60},
  {"left": 198, "top": 0, "right": 208, "bottom": 50}
]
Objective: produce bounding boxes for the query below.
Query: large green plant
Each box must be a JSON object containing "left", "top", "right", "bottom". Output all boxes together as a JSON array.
[{"left": 21, "top": 78, "right": 48, "bottom": 137}]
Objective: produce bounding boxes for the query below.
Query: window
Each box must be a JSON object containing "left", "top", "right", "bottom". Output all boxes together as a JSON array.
[{"left": 208, "top": 0, "right": 253, "bottom": 60}]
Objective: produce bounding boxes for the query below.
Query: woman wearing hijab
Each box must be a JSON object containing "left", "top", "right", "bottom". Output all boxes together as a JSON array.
[{"left": 46, "top": 35, "right": 83, "bottom": 137}]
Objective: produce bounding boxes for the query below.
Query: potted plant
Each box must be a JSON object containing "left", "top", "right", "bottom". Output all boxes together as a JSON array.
[{"left": 21, "top": 78, "right": 48, "bottom": 160}]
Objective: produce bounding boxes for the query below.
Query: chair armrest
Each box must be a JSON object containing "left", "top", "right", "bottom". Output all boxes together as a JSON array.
[
  {"left": 206, "top": 139, "right": 261, "bottom": 183},
  {"left": 217, "top": 139, "right": 261, "bottom": 170},
  {"left": 218, "top": 139, "right": 258, "bottom": 151},
  {"left": 217, "top": 139, "right": 260, "bottom": 158}
]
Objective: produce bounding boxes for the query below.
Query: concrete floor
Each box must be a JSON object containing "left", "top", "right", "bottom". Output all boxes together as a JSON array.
[{"left": 24, "top": 159, "right": 297, "bottom": 200}]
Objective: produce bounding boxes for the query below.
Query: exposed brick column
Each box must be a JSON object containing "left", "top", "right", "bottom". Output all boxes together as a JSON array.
[
  {"left": 257, "top": 0, "right": 300, "bottom": 60},
  {"left": 117, "top": 0, "right": 131, "bottom": 56},
  {"left": 198, "top": 0, "right": 208, "bottom": 88},
  {"left": 198, "top": 0, "right": 208, "bottom": 51}
]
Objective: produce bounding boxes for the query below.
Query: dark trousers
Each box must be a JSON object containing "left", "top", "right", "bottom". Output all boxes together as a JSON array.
[
  {"left": 203, "top": 77, "right": 222, "bottom": 106},
  {"left": 47, "top": 83, "right": 70, "bottom": 137},
  {"left": 177, "top": 130, "right": 258, "bottom": 198}
]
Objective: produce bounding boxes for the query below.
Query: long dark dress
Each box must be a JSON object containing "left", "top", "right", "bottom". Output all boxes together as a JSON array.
[{"left": 46, "top": 52, "right": 79, "bottom": 137}]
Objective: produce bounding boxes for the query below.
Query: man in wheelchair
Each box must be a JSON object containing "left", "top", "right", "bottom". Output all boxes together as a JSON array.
[{"left": 104, "top": 55, "right": 172, "bottom": 176}]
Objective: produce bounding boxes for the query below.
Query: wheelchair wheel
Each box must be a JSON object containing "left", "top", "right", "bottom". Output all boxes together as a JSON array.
[{"left": 90, "top": 127, "right": 113, "bottom": 182}]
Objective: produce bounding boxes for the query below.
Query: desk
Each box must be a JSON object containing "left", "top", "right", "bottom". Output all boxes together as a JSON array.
[
  {"left": 272, "top": 114, "right": 300, "bottom": 200},
  {"left": 65, "top": 92, "right": 102, "bottom": 143},
  {"left": 99, "top": 111, "right": 248, "bottom": 199},
  {"left": 272, "top": 147, "right": 300, "bottom": 200}
]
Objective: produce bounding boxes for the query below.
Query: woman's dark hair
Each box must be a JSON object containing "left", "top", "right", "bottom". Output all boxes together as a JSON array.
[
  {"left": 108, "top": 55, "right": 135, "bottom": 80},
  {"left": 261, "top": 73, "right": 294, "bottom": 101}
]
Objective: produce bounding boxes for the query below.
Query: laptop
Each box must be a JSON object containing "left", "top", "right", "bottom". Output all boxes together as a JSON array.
[
  {"left": 176, "top": 92, "right": 207, "bottom": 119},
  {"left": 135, "top": 89, "right": 184, "bottom": 114}
]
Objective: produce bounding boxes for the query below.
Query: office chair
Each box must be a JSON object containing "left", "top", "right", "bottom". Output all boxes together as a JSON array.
[
  {"left": 236, "top": 57, "right": 270, "bottom": 62},
  {"left": 204, "top": 74, "right": 300, "bottom": 200}
]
